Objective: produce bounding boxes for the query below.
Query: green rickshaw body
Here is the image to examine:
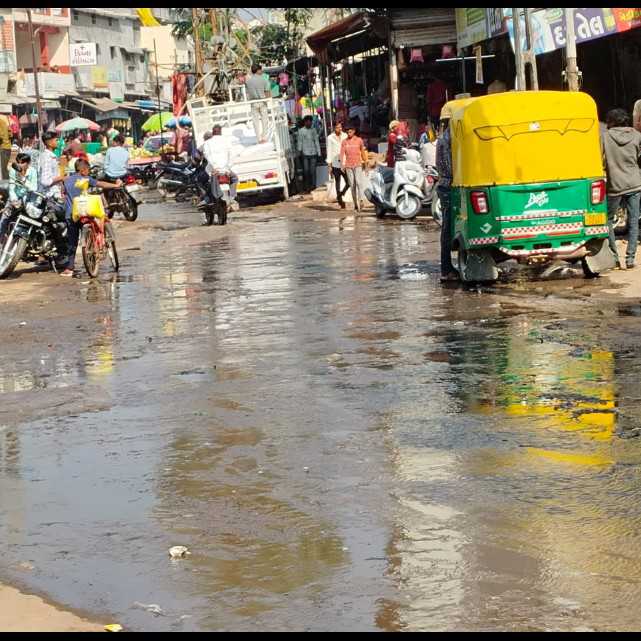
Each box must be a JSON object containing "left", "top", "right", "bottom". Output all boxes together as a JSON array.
[{"left": 447, "top": 91, "right": 614, "bottom": 281}]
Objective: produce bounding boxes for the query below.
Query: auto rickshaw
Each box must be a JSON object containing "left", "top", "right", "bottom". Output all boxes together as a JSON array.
[{"left": 446, "top": 90, "right": 615, "bottom": 283}]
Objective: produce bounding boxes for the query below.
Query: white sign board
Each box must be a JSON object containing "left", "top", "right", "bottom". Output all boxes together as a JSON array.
[{"left": 70, "top": 42, "right": 97, "bottom": 67}]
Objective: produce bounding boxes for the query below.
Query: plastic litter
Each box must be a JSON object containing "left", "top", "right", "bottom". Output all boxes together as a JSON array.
[
  {"left": 169, "top": 545, "right": 191, "bottom": 558},
  {"left": 104, "top": 624, "right": 123, "bottom": 632},
  {"left": 133, "top": 602, "right": 163, "bottom": 616}
]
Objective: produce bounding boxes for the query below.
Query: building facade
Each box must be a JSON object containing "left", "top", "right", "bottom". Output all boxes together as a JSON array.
[{"left": 69, "top": 8, "right": 149, "bottom": 101}]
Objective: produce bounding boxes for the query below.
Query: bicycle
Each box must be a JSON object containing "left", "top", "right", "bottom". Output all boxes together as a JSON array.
[{"left": 73, "top": 186, "right": 119, "bottom": 278}]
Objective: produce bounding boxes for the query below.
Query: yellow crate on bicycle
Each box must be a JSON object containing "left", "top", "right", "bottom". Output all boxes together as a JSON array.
[{"left": 71, "top": 178, "right": 106, "bottom": 222}]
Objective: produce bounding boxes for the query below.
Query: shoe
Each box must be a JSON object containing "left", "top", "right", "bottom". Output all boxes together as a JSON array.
[
  {"left": 627, "top": 262, "right": 635, "bottom": 269},
  {"left": 440, "top": 272, "right": 459, "bottom": 283},
  {"left": 60, "top": 268, "right": 74, "bottom": 277},
  {"left": 339, "top": 201, "right": 346, "bottom": 209}
]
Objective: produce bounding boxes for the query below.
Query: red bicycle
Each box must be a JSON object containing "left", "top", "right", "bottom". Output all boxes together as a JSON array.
[{"left": 79, "top": 207, "right": 119, "bottom": 278}]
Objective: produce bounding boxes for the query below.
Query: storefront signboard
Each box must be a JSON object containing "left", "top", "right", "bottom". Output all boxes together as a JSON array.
[
  {"left": 70, "top": 42, "right": 97, "bottom": 67},
  {"left": 456, "top": 8, "right": 489, "bottom": 49},
  {"left": 612, "top": 7, "right": 641, "bottom": 32},
  {"left": 506, "top": 8, "right": 633, "bottom": 56},
  {"left": 91, "top": 66, "right": 108, "bottom": 89}
]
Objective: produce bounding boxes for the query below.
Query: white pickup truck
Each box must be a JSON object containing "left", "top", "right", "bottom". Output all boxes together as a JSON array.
[{"left": 187, "top": 96, "right": 295, "bottom": 199}]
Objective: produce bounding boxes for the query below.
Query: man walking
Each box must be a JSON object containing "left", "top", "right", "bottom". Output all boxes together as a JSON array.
[
  {"left": 340, "top": 125, "right": 366, "bottom": 212},
  {"left": 245, "top": 63, "right": 271, "bottom": 143},
  {"left": 436, "top": 104, "right": 457, "bottom": 282},
  {"left": 326, "top": 121, "right": 348, "bottom": 208},
  {"left": 297, "top": 115, "right": 320, "bottom": 194},
  {"left": 603, "top": 108, "right": 641, "bottom": 269}
]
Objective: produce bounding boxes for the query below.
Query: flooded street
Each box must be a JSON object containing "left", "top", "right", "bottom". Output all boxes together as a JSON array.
[{"left": 2, "top": 199, "right": 641, "bottom": 631}]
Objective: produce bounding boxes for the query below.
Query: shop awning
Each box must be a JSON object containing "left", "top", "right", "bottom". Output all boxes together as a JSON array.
[
  {"left": 70, "top": 96, "right": 124, "bottom": 113},
  {"left": 306, "top": 11, "right": 389, "bottom": 63}
]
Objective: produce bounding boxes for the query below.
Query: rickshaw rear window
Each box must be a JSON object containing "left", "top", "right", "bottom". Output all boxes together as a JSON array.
[{"left": 474, "top": 118, "right": 595, "bottom": 141}]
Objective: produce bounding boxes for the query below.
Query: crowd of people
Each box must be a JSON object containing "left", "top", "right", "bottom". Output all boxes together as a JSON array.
[{"left": 0, "top": 130, "right": 127, "bottom": 277}]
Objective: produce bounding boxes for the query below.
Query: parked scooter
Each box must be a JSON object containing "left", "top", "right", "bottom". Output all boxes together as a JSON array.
[{"left": 365, "top": 146, "right": 429, "bottom": 220}]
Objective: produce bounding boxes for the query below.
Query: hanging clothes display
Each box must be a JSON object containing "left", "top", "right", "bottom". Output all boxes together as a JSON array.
[
  {"left": 172, "top": 73, "right": 188, "bottom": 117},
  {"left": 410, "top": 48, "right": 424, "bottom": 64}
]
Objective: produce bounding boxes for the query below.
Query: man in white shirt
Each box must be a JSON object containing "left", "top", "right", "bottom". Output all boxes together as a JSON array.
[
  {"left": 201, "top": 126, "right": 239, "bottom": 209},
  {"left": 326, "top": 121, "right": 349, "bottom": 208}
]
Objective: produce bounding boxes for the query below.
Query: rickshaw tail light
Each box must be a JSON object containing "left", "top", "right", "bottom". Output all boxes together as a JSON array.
[
  {"left": 471, "top": 191, "right": 489, "bottom": 214},
  {"left": 591, "top": 180, "right": 606, "bottom": 205}
]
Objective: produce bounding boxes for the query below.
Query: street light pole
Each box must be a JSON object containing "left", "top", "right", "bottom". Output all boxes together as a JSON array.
[
  {"left": 564, "top": 7, "right": 580, "bottom": 91},
  {"left": 26, "top": 9, "right": 44, "bottom": 150},
  {"left": 512, "top": 8, "right": 526, "bottom": 91}
]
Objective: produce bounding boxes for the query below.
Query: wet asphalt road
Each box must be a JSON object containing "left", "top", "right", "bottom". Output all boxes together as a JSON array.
[{"left": 2, "top": 199, "right": 641, "bottom": 631}]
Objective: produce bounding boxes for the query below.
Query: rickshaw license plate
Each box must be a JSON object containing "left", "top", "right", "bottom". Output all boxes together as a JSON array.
[
  {"left": 238, "top": 181, "right": 258, "bottom": 190},
  {"left": 584, "top": 213, "right": 606, "bottom": 226}
]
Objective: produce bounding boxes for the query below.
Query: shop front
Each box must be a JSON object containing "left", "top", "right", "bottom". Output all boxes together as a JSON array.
[{"left": 460, "top": 8, "right": 641, "bottom": 120}]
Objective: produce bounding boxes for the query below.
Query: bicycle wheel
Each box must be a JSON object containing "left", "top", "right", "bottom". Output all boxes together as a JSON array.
[
  {"left": 81, "top": 224, "right": 100, "bottom": 278},
  {"left": 105, "top": 222, "right": 119, "bottom": 272}
]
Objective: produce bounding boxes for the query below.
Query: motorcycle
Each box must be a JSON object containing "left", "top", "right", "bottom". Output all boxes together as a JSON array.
[
  {"left": 0, "top": 182, "right": 68, "bottom": 279},
  {"left": 365, "top": 147, "right": 429, "bottom": 220},
  {"left": 129, "top": 162, "right": 161, "bottom": 188},
  {"left": 101, "top": 174, "right": 140, "bottom": 222},
  {"left": 155, "top": 158, "right": 200, "bottom": 202},
  {"left": 191, "top": 156, "right": 228, "bottom": 226}
]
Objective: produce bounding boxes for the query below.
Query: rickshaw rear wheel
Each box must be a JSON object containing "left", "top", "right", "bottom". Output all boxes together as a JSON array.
[
  {"left": 457, "top": 245, "right": 499, "bottom": 284},
  {"left": 581, "top": 238, "right": 616, "bottom": 278}
]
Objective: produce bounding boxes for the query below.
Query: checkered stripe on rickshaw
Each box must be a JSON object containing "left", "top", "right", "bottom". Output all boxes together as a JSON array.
[
  {"left": 469, "top": 236, "right": 500, "bottom": 246},
  {"left": 504, "top": 243, "right": 583, "bottom": 257},
  {"left": 497, "top": 210, "right": 584, "bottom": 222},
  {"left": 501, "top": 222, "right": 583, "bottom": 237},
  {"left": 585, "top": 226, "right": 609, "bottom": 235}
]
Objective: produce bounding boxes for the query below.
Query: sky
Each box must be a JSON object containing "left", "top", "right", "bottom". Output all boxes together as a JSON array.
[{"left": 237, "top": 8, "right": 269, "bottom": 24}]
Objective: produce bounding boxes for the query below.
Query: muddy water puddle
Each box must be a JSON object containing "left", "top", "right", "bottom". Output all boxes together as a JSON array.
[{"left": 2, "top": 204, "right": 641, "bottom": 630}]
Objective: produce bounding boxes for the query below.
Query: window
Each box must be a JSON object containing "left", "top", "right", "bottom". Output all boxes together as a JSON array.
[
  {"left": 72, "top": 9, "right": 79, "bottom": 21},
  {"left": 91, "top": 14, "right": 96, "bottom": 24},
  {"left": 110, "top": 46, "right": 116, "bottom": 60},
  {"left": 108, "top": 18, "right": 113, "bottom": 27},
  {"left": 95, "top": 43, "right": 100, "bottom": 56}
]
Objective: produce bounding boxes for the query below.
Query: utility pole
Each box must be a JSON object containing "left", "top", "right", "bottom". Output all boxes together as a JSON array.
[
  {"left": 564, "top": 7, "right": 580, "bottom": 91},
  {"left": 26, "top": 9, "right": 44, "bottom": 149},
  {"left": 523, "top": 8, "right": 539, "bottom": 90},
  {"left": 153, "top": 39, "right": 164, "bottom": 151},
  {"left": 512, "top": 8, "right": 526, "bottom": 91},
  {"left": 192, "top": 7, "right": 204, "bottom": 96}
]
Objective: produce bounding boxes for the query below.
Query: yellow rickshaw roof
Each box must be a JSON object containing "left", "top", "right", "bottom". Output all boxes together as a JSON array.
[
  {"left": 450, "top": 91, "right": 603, "bottom": 186},
  {"left": 451, "top": 90, "right": 598, "bottom": 128},
  {"left": 440, "top": 96, "right": 478, "bottom": 120}
]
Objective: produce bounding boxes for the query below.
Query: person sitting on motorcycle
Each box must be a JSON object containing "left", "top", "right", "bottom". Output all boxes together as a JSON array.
[
  {"left": 103, "top": 134, "right": 129, "bottom": 182},
  {"left": 59, "top": 158, "right": 122, "bottom": 278},
  {"left": 201, "top": 125, "right": 239, "bottom": 213},
  {"left": 0, "top": 153, "right": 37, "bottom": 242},
  {"left": 386, "top": 120, "right": 409, "bottom": 169}
]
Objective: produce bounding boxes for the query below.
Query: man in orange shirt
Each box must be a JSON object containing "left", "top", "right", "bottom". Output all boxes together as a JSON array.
[{"left": 340, "top": 125, "right": 366, "bottom": 212}]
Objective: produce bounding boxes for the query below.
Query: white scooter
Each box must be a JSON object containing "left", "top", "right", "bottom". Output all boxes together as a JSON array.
[{"left": 365, "top": 147, "right": 427, "bottom": 220}]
